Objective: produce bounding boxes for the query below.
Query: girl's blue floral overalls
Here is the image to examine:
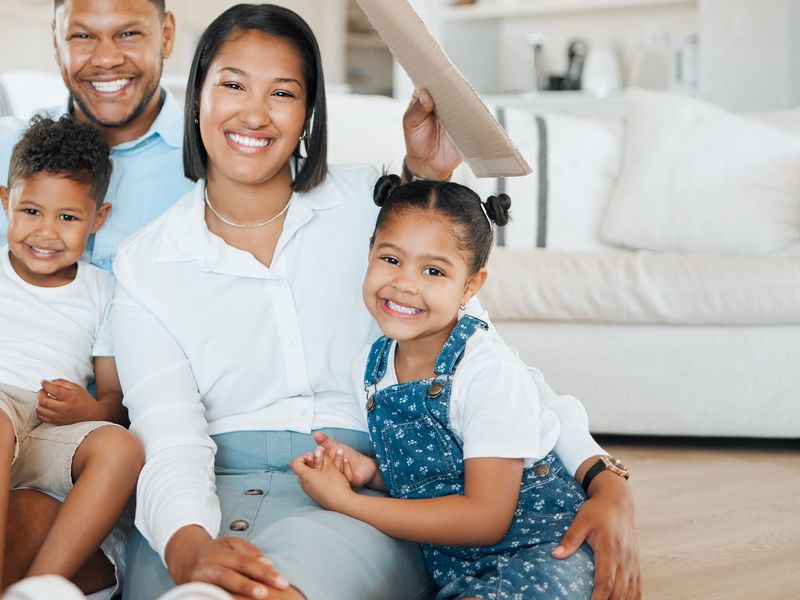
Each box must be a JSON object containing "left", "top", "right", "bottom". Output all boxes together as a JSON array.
[{"left": 363, "top": 315, "right": 595, "bottom": 599}]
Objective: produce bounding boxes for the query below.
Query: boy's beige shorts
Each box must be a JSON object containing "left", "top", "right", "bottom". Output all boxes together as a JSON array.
[{"left": 0, "top": 382, "right": 131, "bottom": 595}]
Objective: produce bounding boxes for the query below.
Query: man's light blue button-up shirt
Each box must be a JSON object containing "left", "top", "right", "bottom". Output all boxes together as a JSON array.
[{"left": 0, "top": 90, "right": 194, "bottom": 271}]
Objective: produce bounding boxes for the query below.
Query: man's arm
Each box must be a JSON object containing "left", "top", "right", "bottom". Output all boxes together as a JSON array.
[{"left": 401, "top": 89, "right": 461, "bottom": 182}]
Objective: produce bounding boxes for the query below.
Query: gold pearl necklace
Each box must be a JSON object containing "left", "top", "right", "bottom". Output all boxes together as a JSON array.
[{"left": 204, "top": 186, "right": 292, "bottom": 229}]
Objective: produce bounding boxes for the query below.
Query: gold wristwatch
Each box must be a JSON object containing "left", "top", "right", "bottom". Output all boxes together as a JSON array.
[{"left": 581, "top": 454, "right": 630, "bottom": 494}]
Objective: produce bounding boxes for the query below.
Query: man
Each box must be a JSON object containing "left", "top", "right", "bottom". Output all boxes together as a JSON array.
[{"left": 0, "top": 0, "right": 191, "bottom": 271}]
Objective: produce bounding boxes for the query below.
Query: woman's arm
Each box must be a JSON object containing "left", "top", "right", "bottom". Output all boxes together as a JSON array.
[
  {"left": 293, "top": 453, "right": 523, "bottom": 547},
  {"left": 113, "top": 282, "right": 219, "bottom": 556},
  {"left": 114, "top": 281, "right": 289, "bottom": 598}
]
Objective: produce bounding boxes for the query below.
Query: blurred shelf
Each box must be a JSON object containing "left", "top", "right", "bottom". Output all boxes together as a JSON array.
[
  {"left": 443, "top": 0, "right": 696, "bottom": 21},
  {"left": 347, "top": 32, "right": 389, "bottom": 50},
  {"left": 482, "top": 90, "right": 626, "bottom": 118}
]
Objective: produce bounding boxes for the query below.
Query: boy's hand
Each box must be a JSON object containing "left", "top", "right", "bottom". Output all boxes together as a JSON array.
[
  {"left": 36, "top": 379, "right": 102, "bottom": 425},
  {"left": 312, "top": 431, "right": 378, "bottom": 488},
  {"left": 291, "top": 451, "right": 354, "bottom": 512}
]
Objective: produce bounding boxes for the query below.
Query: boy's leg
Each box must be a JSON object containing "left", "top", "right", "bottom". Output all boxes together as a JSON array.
[
  {"left": 0, "top": 384, "right": 41, "bottom": 591},
  {"left": 0, "top": 412, "right": 15, "bottom": 589},
  {"left": 12, "top": 423, "right": 143, "bottom": 593}
]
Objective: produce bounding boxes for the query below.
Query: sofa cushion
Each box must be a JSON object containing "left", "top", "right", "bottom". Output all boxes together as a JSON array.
[
  {"left": 481, "top": 247, "right": 800, "bottom": 324},
  {"left": 601, "top": 89, "right": 800, "bottom": 255},
  {"left": 502, "top": 109, "right": 622, "bottom": 251}
]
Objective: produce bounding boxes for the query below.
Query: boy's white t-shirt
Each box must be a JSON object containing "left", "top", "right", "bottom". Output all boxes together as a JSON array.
[
  {"left": 0, "top": 246, "right": 115, "bottom": 391},
  {"left": 352, "top": 325, "right": 560, "bottom": 468}
]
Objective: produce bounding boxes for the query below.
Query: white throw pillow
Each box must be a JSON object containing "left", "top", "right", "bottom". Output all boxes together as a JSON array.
[
  {"left": 601, "top": 89, "right": 800, "bottom": 255},
  {"left": 502, "top": 108, "right": 622, "bottom": 251}
]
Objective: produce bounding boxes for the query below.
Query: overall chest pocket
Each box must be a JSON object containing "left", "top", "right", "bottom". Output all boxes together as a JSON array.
[{"left": 381, "top": 415, "right": 460, "bottom": 498}]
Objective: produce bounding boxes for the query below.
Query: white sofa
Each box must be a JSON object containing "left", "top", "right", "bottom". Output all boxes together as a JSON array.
[{"left": 327, "top": 89, "right": 800, "bottom": 439}]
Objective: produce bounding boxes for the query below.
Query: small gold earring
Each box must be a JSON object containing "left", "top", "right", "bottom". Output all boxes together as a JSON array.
[{"left": 299, "top": 128, "right": 308, "bottom": 142}]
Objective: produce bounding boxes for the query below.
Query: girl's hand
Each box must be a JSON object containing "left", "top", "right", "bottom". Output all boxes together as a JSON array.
[
  {"left": 166, "top": 526, "right": 289, "bottom": 599},
  {"left": 402, "top": 89, "right": 462, "bottom": 181},
  {"left": 311, "top": 431, "right": 379, "bottom": 488},
  {"left": 36, "top": 379, "right": 102, "bottom": 425},
  {"left": 291, "top": 451, "right": 354, "bottom": 512}
]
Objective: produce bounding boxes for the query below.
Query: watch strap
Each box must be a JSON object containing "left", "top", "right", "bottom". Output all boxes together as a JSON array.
[{"left": 581, "top": 458, "right": 607, "bottom": 494}]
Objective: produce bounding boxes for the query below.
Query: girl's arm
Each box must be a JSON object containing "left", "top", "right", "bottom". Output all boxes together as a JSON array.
[
  {"left": 293, "top": 453, "right": 523, "bottom": 547},
  {"left": 310, "top": 432, "right": 385, "bottom": 491}
]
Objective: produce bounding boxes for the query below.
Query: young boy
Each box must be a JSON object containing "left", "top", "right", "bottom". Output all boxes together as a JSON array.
[{"left": 0, "top": 116, "right": 143, "bottom": 595}]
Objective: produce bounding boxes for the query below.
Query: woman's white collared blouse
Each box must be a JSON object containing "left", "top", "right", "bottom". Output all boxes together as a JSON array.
[{"left": 112, "top": 165, "right": 603, "bottom": 559}]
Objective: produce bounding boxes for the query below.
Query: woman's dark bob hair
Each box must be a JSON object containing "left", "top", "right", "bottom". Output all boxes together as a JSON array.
[{"left": 182, "top": 3, "right": 327, "bottom": 192}]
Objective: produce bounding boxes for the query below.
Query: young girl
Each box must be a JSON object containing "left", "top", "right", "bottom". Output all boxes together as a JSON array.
[{"left": 292, "top": 175, "right": 595, "bottom": 599}]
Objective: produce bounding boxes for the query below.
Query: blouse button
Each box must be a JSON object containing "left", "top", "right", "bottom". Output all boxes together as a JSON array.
[
  {"left": 534, "top": 464, "right": 550, "bottom": 478},
  {"left": 244, "top": 489, "right": 264, "bottom": 496},
  {"left": 229, "top": 519, "right": 250, "bottom": 531}
]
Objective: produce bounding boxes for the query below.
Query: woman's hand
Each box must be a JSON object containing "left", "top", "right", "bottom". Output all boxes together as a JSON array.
[
  {"left": 291, "top": 451, "right": 355, "bottom": 512},
  {"left": 552, "top": 471, "right": 641, "bottom": 600},
  {"left": 311, "top": 432, "right": 380, "bottom": 488},
  {"left": 402, "top": 89, "right": 462, "bottom": 181},
  {"left": 36, "top": 379, "right": 102, "bottom": 425},
  {"left": 165, "top": 526, "right": 290, "bottom": 599}
]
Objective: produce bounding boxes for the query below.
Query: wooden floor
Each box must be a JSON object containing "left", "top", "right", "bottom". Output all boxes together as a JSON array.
[{"left": 600, "top": 436, "right": 800, "bottom": 600}]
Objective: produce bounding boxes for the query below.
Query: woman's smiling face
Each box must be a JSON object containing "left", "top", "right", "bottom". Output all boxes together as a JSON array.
[{"left": 199, "top": 29, "right": 308, "bottom": 188}]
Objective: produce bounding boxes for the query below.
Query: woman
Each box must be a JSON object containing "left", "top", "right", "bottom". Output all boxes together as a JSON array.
[{"left": 114, "top": 5, "right": 639, "bottom": 599}]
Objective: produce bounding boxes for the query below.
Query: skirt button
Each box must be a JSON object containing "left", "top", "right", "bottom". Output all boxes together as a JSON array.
[
  {"left": 534, "top": 464, "right": 550, "bottom": 478},
  {"left": 230, "top": 519, "right": 250, "bottom": 531},
  {"left": 244, "top": 489, "right": 264, "bottom": 496}
]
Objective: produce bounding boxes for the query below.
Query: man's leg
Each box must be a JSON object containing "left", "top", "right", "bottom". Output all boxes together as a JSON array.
[
  {"left": 4, "top": 490, "right": 59, "bottom": 586},
  {"left": 5, "top": 489, "right": 123, "bottom": 595}
]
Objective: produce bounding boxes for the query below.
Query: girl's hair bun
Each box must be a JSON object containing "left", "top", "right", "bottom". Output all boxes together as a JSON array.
[
  {"left": 484, "top": 193, "right": 512, "bottom": 227},
  {"left": 373, "top": 173, "right": 402, "bottom": 207}
]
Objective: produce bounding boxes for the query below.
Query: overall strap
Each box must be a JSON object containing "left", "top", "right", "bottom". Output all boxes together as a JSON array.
[
  {"left": 363, "top": 335, "right": 395, "bottom": 388},
  {"left": 433, "top": 315, "right": 489, "bottom": 377}
]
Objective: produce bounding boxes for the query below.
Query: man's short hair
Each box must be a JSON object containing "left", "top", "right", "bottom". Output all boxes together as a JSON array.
[
  {"left": 8, "top": 115, "right": 112, "bottom": 205},
  {"left": 54, "top": 0, "right": 166, "bottom": 18}
]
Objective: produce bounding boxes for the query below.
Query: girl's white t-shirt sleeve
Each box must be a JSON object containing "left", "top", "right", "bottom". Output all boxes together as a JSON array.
[
  {"left": 465, "top": 304, "right": 605, "bottom": 475},
  {"left": 451, "top": 336, "right": 545, "bottom": 467}
]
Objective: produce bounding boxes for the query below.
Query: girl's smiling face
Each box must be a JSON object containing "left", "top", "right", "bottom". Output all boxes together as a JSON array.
[
  {"left": 363, "top": 209, "right": 487, "bottom": 354},
  {"left": 199, "top": 29, "right": 308, "bottom": 188}
]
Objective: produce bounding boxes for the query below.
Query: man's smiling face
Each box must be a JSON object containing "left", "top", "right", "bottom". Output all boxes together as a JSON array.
[{"left": 53, "top": 0, "right": 175, "bottom": 141}]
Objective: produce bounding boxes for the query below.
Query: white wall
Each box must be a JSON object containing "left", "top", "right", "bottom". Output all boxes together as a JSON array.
[
  {"left": 698, "top": 0, "right": 800, "bottom": 111},
  {"left": 0, "top": 0, "right": 347, "bottom": 86}
]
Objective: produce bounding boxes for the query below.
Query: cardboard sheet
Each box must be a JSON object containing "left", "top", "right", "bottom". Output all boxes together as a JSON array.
[{"left": 355, "top": 0, "right": 532, "bottom": 178}]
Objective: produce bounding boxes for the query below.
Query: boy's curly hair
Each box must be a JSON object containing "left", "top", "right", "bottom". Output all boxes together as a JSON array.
[{"left": 7, "top": 115, "right": 112, "bottom": 205}]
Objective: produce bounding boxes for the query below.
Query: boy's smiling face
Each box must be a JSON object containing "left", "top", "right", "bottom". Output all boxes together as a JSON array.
[{"left": 0, "top": 173, "right": 110, "bottom": 287}]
